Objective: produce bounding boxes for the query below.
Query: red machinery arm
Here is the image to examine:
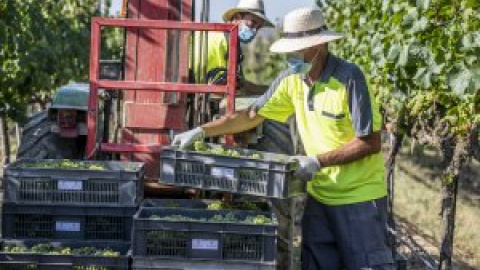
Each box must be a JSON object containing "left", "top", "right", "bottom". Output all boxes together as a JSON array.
[{"left": 87, "top": 18, "right": 238, "bottom": 158}]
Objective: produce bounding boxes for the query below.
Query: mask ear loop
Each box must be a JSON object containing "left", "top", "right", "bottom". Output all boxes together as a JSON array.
[{"left": 305, "top": 48, "right": 322, "bottom": 111}]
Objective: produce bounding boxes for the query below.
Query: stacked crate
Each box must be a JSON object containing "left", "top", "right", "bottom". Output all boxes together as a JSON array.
[
  {"left": 154, "top": 144, "right": 302, "bottom": 269},
  {"left": 1, "top": 159, "right": 144, "bottom": 270},
  {"left": 132, "top": 199, "right": 278, "bottom": 270},
  {"left": 159, "top": 144, "right": 303, "bottom": 198}
]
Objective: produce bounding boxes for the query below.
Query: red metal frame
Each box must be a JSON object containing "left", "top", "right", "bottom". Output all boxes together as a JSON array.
[{"left": 87, "top": 18, "right": 238, "bottom": 158}]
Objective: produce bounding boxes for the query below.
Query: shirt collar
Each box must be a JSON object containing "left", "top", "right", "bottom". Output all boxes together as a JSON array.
[{"left": 319, "top": 53, "right": 338, "bottom": 83}]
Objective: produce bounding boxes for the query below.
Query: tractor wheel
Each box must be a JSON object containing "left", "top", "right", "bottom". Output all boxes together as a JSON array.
[{"left": 17, "top": 112, "right": 84, "bottom": 159}]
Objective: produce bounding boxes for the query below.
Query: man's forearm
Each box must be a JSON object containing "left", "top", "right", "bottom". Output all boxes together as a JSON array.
[
  {"left": 316, "top": 131, "right": 382, "bottom": 167},
  {"left": 202, "top": 110, "right": 264, "bottom": 137}
]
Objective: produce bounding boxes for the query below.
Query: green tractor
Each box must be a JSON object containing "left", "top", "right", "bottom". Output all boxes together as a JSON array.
[
  {"left": 17, "top": 83, "right": 89, "bottom": 160},
  {"left": 17, "top": 61, "right": 121, "bottom": 160}
]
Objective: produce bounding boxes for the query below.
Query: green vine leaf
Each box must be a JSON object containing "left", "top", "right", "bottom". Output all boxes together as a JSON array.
[
  {"left": 449, "top": 69, "right": 473, "bottom": 95},
  {"left": 397, "top": 44, "right": 410, "bottom": 67},
  {"left": 416, "top": 0, "right": 430, "bottom": 11}
]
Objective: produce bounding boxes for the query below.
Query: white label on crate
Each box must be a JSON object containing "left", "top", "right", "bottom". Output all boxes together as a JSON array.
[
  {"left": 58, "top": 180, "right": 83, "bottom": 190},
  {"left": 211, "top": 167, "right": 235, "bottom": 180},
  {"left": 56, "top": 222, "right": 81, "bottom": 232},
  {"left": 192, "top": 239, "right": 219, "bottom": 250}
]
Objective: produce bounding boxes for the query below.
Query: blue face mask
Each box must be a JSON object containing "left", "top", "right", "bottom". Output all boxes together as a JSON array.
[
  {"left": 238, "top": 23, "right": 257, "bottom": 43},
  {"left": 287, "top": 56, "right": 312, "bottom": 74},
  {"left": 286, "top": 49, "right": 321, "bottom": 75}
]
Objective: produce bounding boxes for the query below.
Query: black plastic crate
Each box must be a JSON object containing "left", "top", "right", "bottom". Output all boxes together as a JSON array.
[
  {"left": 160, "top": 144, "right": 304, "bottom": 198},
  {"left": 132, "top": 200, "right": 277, "bottom": 263},
  {"left": 4, "top": 159, "right": 144, "bottom": 206},
  {"left": 132, "top": 257, "right": 276, "bottom": 270},
  {"left": 2, "top": 203, "right": 136, "bottom": 241},
  {"left": 0, "top": 240, "right": 130, "bottom": 270}
]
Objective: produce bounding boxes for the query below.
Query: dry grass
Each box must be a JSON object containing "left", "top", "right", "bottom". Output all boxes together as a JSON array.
[{"left": 394, "top": 151, "right": 480, "bottom": 269}]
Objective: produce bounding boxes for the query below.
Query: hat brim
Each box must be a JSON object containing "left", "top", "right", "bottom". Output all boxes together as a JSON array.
[
  {"left": 222, "top": 8, "right": 274, "bottom": 28},
  {"left": 269, "top": 31, "right": 344, "bottom": 53}
]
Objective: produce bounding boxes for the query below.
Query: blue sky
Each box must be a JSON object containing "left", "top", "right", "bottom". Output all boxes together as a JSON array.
[{"left": 110, "top": 0, "right": 318, "bottom": 25}]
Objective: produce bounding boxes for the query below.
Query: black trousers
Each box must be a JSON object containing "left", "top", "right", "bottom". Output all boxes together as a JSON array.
[{"left": 301, "top": 196, "right": 396, "bottom": 270}]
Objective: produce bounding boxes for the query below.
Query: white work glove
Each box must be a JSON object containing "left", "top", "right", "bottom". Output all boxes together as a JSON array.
[
  {"left": 171, "top": 127, "right": 205, "bottom": 149},
  {"left": 291, "top": 155, "right": 321, "bottom": 181}
]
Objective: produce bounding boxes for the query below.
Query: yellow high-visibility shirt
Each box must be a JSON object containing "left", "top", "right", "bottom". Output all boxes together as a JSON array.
[
  {"left": 253, "top": 54, "right": 386, "bottom": 205},
  {"left": 191, "top": 31, "right": 228, "bottom": 83}
]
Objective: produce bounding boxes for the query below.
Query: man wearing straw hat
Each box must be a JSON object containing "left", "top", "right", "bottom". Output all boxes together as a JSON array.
[
  {"left": 193, "top": 0, "right": 274, "bottom": 95},
  {"left": 192, "top": 0, "right": 277, "bottom": 148},
  {"left": 177, "top": 7, "right": 395, "bottom": 270}
]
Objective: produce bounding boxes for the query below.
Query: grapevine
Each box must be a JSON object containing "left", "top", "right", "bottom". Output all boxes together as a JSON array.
[{"left": 319, "top": 0, "right": 479, "bottom": 269}]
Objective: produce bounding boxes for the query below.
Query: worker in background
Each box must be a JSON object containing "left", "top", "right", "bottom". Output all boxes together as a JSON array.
[
  {"left": 192, "top": 0, "right": 279, "bottom": 154},
  {"left": 175, "top": 7, "right": 396, "bottom": 270},
  {"left": 193, "top": 0, "right": 273, "bottom": 95},
  {"left": 192, "top": 2, "right": 296, "bottom": 269}
]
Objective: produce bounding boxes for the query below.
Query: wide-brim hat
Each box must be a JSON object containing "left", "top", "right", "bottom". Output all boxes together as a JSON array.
[
  {"left": 270, "top": 8, "right": 344, "bottom": 53},
  {"left": 223, "top": 0, "right": 274, "bottom": 28}
]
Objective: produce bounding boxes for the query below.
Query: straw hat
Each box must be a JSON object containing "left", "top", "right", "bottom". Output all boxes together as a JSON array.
[
  {"left": 222, "top": 0, "right": 274, "bottom": 28},
  {"left": 270, "top": 8, "right": 343, "bottom": 53}
]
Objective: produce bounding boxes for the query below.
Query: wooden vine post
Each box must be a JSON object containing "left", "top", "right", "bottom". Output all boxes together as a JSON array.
[
  {"left": 439, "top": 177, "right": 459, "bottom": 270},
  {"left": 0, "top": 114, "right": 11, "bottom": 165},
  {"left": 386, "top": 129, "right": 403, "bottom": 252},
  {"left": 439, "top": 128, "right": 477, "bottom": 270}
]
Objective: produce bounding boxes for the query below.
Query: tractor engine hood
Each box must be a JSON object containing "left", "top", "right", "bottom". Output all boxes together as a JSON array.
[{"left": 50, "top": 82, "right": 90, "bottom": 111}]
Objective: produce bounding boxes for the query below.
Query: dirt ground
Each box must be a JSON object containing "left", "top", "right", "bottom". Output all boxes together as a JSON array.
[{"left": 393, "top": 147, "right": 480, "bottom": 270}]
